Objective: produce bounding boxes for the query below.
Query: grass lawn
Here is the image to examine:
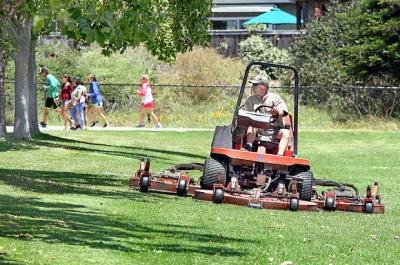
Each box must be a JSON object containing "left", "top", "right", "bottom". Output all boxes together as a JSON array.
[{"left": 0, "top": 130, "right": 399, "bottom": 265}]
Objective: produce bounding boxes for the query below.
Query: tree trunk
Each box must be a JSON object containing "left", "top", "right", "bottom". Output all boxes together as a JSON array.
[
  {"left": 0, "top": 49, "right": 7, "bottom": 138},
  {"left": 28, "top": 40, "right": 39, "bottom": 134},
  {"left": 12, "top": 17, "right": 33, "bottom": 140}
]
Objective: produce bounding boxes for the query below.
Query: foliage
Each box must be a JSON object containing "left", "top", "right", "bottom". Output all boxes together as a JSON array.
[
  {"left": 158, "top": 47, "right": 245, "bottom": 102},
  {"left": 244, "top": 23, "right": 268, "bottom": 31},
  {"left": 290, "top": 0, "right": 400, "bottom": 119},
  {"left": 337, "top": 0, "right": 400, "bottom": 83},
  {"left": 35, "top": 44, "right": 89, "bottom": 81},
  {"left": 61, "top": 0, "right": 212, "bottom": 62},
  {"left": 239, "top": 35, "right": 291, "bottom": 66}
]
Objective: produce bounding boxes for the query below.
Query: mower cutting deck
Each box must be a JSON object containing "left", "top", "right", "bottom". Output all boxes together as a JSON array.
[{"left": 129, "top": 158, "right": 201, "bottom": 196}]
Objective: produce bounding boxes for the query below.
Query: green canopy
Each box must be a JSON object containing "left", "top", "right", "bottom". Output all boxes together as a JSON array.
[{"left": 243, "top": 7, "right": 302, "bottom": 25}]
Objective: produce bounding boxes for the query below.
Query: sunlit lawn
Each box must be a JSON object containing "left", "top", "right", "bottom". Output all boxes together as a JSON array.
[{"left": 0, "top": 130, "right": 399, "bottom": 265}]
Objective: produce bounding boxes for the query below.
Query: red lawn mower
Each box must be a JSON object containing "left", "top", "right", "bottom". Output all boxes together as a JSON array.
[{"left": 130, "top": 62, "right": 384, "bottom": 214}]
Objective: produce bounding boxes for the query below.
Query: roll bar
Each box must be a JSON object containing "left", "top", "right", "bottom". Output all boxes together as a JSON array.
[{"left": 232, "top": 61, "right": 300, "bottom": 156}]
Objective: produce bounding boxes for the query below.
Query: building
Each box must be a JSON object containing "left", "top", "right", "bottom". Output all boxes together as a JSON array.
[{"left": 209, "top": 0, "right": 330, "bottom": 55}]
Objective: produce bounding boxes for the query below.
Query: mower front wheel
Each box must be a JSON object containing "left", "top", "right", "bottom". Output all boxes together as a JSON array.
[
  {"left": 177, "top": 179, "right": 187, "bottom": 196},
  {"left": 213, "top": 189, "right": 224, "bottom": 204},
  {"left": 140, "top": 176, "right": 150, "bottom": 192},
  {"left": 289, "top": 198, "right": 299, "bottom": 211},
  {"left": 324, "top": 197, "right": 335, "bottom": 211},
  {"left": 365, "top": 202, "right": 373, "bottom": 213}
]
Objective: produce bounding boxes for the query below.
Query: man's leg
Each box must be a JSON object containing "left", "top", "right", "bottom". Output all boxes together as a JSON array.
[
  {"left": 277, "top": 129, "right": 290, "bottom": 156},
  {"left": 245, "top": 126, "right": 257, "bottom": 150},
  {"left": 42, "top": 106, "right": 49, "bottom": 124}
]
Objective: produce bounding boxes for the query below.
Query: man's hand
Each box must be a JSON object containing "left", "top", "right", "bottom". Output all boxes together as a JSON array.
[{"left": 270, "top": 107, "right": 281, "bottom": 117}]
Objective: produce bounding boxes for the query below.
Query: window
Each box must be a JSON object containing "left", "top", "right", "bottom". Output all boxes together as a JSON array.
[{"left": 212, "top": 20, "right": 238, "bottom": 30}]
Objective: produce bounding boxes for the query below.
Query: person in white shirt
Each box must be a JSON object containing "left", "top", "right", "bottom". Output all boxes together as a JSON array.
[{"left": 70, "top": 77, "right": 87, "bottom": 130}]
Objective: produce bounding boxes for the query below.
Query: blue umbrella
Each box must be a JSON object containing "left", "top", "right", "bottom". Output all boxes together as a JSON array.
[{"left": 243, "top": 7, "right": 302, "bottom": 25}]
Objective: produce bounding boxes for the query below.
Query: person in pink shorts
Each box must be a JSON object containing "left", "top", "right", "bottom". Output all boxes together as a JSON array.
[{"left": 136, "top": 75, "right": 162, "bottom": 128}]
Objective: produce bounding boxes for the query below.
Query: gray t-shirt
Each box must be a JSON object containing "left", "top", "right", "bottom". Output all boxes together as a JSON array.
[
  {"left": 244, "top": 92, "right": 288, "bottom": 141},
  {"left": 71, "top": 85, "right": 86, "bottom": 103}
]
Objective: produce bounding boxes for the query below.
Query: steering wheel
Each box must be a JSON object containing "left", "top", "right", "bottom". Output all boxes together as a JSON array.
[{"left": 254, "top": 105, "right": 278, "bottom": 123}]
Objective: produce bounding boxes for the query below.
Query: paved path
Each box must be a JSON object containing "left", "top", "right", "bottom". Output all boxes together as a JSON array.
[{"left": 6, "top": 126, "right": 213, "bottom": 133}]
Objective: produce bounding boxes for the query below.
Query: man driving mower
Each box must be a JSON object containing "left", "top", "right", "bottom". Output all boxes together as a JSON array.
[{"left": 243, "top": 75, "right": 290, "bottom": 156}]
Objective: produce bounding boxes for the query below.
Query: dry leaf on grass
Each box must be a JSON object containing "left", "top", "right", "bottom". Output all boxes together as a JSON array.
[{"left": 15, "top": 233, "right": 33, "bottom": 239}]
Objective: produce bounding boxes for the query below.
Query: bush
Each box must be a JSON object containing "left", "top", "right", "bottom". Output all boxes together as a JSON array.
[
  {"left": 158, "top": 46, "right": 245, "bottom": 102},
  {"left": 239, "top": 35, "right": 291, "bottom": 81},
  {"left": 239, "top": 35, "right": 291, "bottom": 66},
  {"left": 36, "top": 44, "right": 90, "bottom": 81}
]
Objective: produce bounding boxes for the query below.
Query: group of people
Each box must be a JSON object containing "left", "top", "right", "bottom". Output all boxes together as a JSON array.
[
  {"left": 38, "top": 67, "right": 289, "bottom": 154},
  {"left": 39, "top": 68, "right": 162, "bottom": 130}
]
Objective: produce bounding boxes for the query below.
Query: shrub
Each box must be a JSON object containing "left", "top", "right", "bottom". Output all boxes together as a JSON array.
[
  {"left": 158, "top": 46, "right": 245, "bottom": 102},
  {"left": 239, "top": 35, "right": 291, "bottom": 65}
]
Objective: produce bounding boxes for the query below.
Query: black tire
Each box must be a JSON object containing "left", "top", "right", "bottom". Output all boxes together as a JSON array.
[
  {"left": 140, "top": 176, "right": 150, "bottom": 192},
  {"left": 289, "top": 198, "right": 299, "bottom": 211},
  {"left": 365, "top": 202, "right": 373, "bottom": 213},
  {"left": 324, "top": 197, "right": 335, "bottom": 211},
  {"left": 200, "top": 156, "right": 227, "bottom": 189},
  {"left": 213, "top": 189, "right": 224, "bottom": 204},
  {"left": 292, "top": 170, "right": 313, "bottom": 201},
  {"left": 177, "top": 179, "right": 187, "bottom": 196}
]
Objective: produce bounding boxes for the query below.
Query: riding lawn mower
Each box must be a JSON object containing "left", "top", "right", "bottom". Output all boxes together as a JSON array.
[{"left": 129, "top": 62, "right": 384, "bottom": 214}]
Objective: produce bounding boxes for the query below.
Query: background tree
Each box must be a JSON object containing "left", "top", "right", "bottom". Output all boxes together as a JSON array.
[
  {"left": 1, "top": 0, "right": 212, "bottom": 140},
  {"left": 337, "top": 0, "right": 400, "bottom": 83},
  {"left": 290, "top": 0, "right": 400, "bottom": 119},
  {"left": 0, "top": 26, "right": 8, "bottom": 138}
]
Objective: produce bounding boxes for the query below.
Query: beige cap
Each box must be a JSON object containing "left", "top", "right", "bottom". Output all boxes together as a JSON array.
[{"left": 249, "top": 75, "right": 269, "bottom": 86}]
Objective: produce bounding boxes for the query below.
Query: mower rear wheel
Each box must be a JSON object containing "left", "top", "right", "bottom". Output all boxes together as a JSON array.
[
  {"left": 292, "top": 170, "right": 313, "bottom": 201},
  {"left": 213, "top": 189, "right": 224, "bottom": 204},
  {"left": 289, "top": 198, "right": 299, "bottom": 211},
  {"left": 177, "top": 179, "right": 187, "bottom": 196},
  {"left": 324, "top": 197, "right": 335, "bottom": 211},
  {"left": 140, "top": 176, "right": 150, "bottom": 192},
  {"left": 365, "top": 202, "right": 373, "bottom": 213},
  {"left": 200, "top": 156, "right": 227, "bottom": 189}
]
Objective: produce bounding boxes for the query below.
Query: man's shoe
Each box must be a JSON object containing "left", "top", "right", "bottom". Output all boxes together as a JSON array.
[
  {"left": 245, "top": 143, "right": 253, "bottom": 152},
  {"left": 103, "top": 123, "right": 108, "bottom": 128},
  {"left": 136, "top": 124, "right": 145, "bottom": 128},
  {"left": 39, "top": 122, "right": 47, "bottom": 128},
  {"left": 90, "top": 121, "right": 97, "bottom": 127}
]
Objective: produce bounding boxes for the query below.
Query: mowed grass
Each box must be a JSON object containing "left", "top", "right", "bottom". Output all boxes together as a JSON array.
[{"left": 0, "top": 130, "right": 399, "bottom": 265}]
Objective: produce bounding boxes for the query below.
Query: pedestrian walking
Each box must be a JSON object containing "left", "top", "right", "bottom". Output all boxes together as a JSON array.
[{"left": 136, "top": 74, "right": 162, "bottom": 128}]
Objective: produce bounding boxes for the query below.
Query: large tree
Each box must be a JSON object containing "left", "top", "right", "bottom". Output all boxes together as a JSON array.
[
  {"left": 0, "top": 48, "right": 6, "bottom": 138},
  {"left": 337, "top": 0, "right": 400, "bottom": 82},
  {"left": 1, "top": 0, "right": 211, "bottom": 140}
]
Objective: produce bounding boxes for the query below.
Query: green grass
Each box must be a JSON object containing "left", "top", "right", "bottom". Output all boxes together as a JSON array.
[{"left": 0, "top": 130, "right": 399, "bottom": 265}]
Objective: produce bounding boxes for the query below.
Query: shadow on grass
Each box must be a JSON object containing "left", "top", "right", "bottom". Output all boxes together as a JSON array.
[
  {"left": 0, "top": 256, "right": 22, "bottom": 265},
  {"left": 0, "top": 133, "right": 206, "bottom": 161},
  {"left": 0, "top": 168, "right": 168, "bottom": 201},
  {"left": 34, "top": 133, "right": 207, "bottom": 160},
  {"left": 0, "top": 195, "right": 250, "bottom": 257}
]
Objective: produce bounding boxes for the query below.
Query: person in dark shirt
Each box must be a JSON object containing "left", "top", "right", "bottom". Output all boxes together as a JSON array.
[{"left": 60, "top": 74, "right": 73, "bottom": 129}]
